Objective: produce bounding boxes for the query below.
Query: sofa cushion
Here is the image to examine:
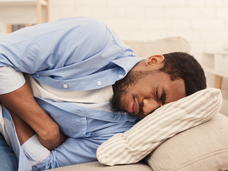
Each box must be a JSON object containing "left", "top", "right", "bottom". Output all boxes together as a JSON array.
[
  {"left": 147, "top": 114, "right": 228, "bottom": 171},
  {"left": 47, "top": 162, "right": 152, "bottom": 171},
  {"left": 97, "top": 88, "right": 222, "bottom": 166}
]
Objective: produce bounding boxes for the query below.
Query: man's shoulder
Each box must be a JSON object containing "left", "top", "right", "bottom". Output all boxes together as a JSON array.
[
  {"left": 56, "top": 17, "right": 107, "bottom": 31},
  {"left": 56, "top": 17, "right": 109, "bottom": 47}
]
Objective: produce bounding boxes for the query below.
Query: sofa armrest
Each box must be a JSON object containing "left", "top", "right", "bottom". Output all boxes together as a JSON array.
[
  {"left": 146, "top": 114, "right": 228, "bottom": 171},
  {"left": 125, "top": 37, "right": 191, "bottom": 57}
]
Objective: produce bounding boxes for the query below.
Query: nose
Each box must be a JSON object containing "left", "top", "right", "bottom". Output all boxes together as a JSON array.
[{"left": 142, "top": 98, "right": 161, "bottom": 115}]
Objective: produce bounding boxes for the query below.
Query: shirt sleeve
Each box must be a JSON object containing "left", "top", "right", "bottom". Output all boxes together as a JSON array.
[
  {"left": 32, "top": 118, "right": 135, "bottom": 170},
  {"left": 32, "top": 137, "right": 104, "bottom": 170},
  {"left": 0, "top": 67, "right": 25, "bottom": 94},
  {"left": 21, "top": 135, "right": 50, "bottom": 166},
  {"left": 0, "top": 17, "right": 108, "bottom": 74}
]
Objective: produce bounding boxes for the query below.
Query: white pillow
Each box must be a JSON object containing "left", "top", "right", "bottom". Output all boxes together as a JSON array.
[{"left": 96, "top": 88, "right": 222, "bottom": 166}]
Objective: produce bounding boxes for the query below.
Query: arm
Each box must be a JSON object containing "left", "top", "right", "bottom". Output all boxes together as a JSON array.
[
  {"left": 9, "top": 109, "right": 35, "bottom": 144},
  {"left": 0, "top": 18, "right": 107, "bottom": 149},
  {"left": 10, "top": 109, "right": 52, "bottom": 165},
  {"left": 0, "top": 81, "right": 65, "bottom": 150}
]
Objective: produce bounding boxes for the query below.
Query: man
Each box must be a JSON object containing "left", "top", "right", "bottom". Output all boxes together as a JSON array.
[{"left": 0, "top": 17, "right": 206, "bottom": 171}]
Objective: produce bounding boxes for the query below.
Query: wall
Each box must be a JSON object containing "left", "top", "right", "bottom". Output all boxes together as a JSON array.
[
  {"left": 0, "top": 23, "right": 4, "bottom": 34},
  {"left": 50, "top": 0, "right": 228, "bottom": 53}
]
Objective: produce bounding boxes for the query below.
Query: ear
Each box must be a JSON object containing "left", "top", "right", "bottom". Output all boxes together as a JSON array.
[{"left": 145, "top": 55, "right": 164, "bottom": 65}]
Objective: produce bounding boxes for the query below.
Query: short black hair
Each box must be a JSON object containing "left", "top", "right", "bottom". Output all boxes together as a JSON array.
[{"left": 160, "top": 52, "right": 206, "bottom": 96}]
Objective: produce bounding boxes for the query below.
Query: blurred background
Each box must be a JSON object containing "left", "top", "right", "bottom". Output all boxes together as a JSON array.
[{"left": 0, "top": 0, "right": 227, "bottom": 115}]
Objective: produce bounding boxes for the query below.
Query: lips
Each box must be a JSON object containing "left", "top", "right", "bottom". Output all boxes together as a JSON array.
[
  {"left": 128, "top": 100, "right": 134, "bottom": 113},
  {"left": 128, "top": 96, "right": 140, "bottom": 115}
]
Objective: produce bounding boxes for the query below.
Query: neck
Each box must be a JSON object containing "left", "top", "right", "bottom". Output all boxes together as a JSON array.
[{"left": 130, "top": 59, "right": 147, "bottom": 72}]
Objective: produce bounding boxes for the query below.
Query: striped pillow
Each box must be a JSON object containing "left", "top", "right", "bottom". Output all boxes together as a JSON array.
[{"left": 96, "top": 88, "right": 222, "bottom": 166}]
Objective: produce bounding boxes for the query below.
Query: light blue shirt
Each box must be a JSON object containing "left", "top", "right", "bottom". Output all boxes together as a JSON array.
[{"left": 0, "top": 17, "right": 143, "bottom": 170}]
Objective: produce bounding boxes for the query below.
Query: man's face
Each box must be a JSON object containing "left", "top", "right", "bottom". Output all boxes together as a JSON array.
[{"left": 111, "top": 55, "right": 186, "bottom": 118}]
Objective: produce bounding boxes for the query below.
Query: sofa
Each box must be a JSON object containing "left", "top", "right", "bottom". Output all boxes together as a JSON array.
[{"left": 48, "top": 37, "right": 228, "bottom": 171}]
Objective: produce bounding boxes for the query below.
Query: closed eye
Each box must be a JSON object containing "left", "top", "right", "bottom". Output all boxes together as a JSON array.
[{"left": 160, "top": 90, "right": 166, "bottom": 105}]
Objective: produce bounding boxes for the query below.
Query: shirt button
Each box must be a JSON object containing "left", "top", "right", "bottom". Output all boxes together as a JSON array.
[
  {"left": 63, "top": 84, "right": 68, "bottom": 88},
  {"left": 96, "top": 81, "right": 102, "bottom": 86},
  {"left": 119, "top": 74, "right": 124, "bottom": 79}
]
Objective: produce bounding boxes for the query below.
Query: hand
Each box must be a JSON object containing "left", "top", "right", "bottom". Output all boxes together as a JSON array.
[
  {"left": 37, "top": 124, "right": 66, "bottom": 150},
  {"left": 9, "top": 109, "right": 66, "bottom": 150}
]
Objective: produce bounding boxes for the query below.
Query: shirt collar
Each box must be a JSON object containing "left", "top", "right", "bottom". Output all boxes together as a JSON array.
[{"left": 111, "top": 56, "right": 145, "bottom": 74}]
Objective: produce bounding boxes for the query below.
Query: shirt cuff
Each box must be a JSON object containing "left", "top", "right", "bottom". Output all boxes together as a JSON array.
[
  {"left": 0, "top": 67, "right": 25, "bottom": 94},
  {"left": 22, "top": 135, "right": 50, "bottom": 166}
]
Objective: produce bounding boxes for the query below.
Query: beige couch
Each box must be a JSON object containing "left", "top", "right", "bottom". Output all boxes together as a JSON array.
[
  {"left": 49, "top": 114, "right": 228, "bottom": 171},
  {"left": 48, "top": 37, "right": 228, "bottom": 171}
]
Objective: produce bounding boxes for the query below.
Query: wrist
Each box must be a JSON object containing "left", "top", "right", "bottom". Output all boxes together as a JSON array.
[
  {"left": 37, "top": 125, "right": 65, "bottom": 150},
  {"left": 37, "top": 123, "right": 60, "bottom": 141}
]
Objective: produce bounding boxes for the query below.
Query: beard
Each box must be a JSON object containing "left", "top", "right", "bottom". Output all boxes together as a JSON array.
[{"left": 111, "top": 71, "right": 153, "bottom": 113}]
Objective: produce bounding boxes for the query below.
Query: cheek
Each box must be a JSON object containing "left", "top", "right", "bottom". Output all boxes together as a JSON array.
[
  {"left": 131, "top": 80, "right": 150, "bottom": 93},
  {"left": 124, "top": 76, "right": 154, "bottom": 98},
  {"left": 168, "top": 93, "right": 184, "bottom": 103},
  {"left": 137, "top": 84, "right": 153, "bottom": 97}
]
